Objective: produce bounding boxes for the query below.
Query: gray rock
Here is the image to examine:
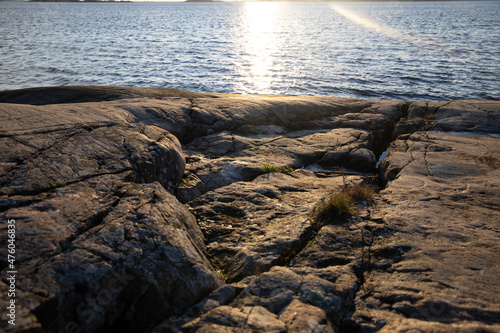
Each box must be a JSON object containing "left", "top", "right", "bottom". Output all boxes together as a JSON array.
[
  {"left": 434, "top": 100, "right": 500, "bottom": 134},
  {"left": 0, "top": 86, "right": 216, "bottom": 105},
  {"left": 1, "top": 87, "right": 499, "bottom": 333},
  {"left": 0, "top": 96, "right": 222, "bottom": 332},
  {"left": 0, "top": 124, "right": 185, "bottom": 196},
  {"left": 0, "top": 180, "right": 223, "bottom": 333}
]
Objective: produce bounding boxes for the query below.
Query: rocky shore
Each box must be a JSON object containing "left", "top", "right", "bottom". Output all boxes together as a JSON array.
[{"left": 0, "top": 86, "right": 499, "bottom": 332}]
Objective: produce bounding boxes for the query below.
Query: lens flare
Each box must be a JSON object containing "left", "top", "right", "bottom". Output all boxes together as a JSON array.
[{"left": 330, "top": 4, "right": 452, "bottom": 51}]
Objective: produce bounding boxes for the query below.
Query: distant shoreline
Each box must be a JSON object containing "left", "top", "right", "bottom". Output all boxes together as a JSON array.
[{"left": 18, "top": 0, "right": 488, "bottom": 3}]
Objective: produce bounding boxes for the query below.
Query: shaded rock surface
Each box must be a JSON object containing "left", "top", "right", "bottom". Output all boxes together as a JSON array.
[
  {"left": 0, "top": 102, "right": 223, "bottom": 332},
  {"left": 0, "top": 86, "right": 499, "bottom": 332}
]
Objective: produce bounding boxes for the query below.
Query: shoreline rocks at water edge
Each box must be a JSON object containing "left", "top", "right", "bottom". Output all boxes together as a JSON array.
[{"left": 0, "top": 86, "right": 499, "bottom": 332}]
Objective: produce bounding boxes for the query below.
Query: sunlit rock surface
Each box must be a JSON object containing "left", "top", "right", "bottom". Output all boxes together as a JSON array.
[{"left": 0, "top": 86, "right": 499, "bottom": 332}]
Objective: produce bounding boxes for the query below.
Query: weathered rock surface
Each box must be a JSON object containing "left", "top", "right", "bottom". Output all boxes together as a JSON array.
[
  {"left": 191, "top": 170, "right": 363, "bottom": 283},
  {"left": 0, "top": 86, "right": 499, "bottom": 332},
  {"left": 353, "top": 100, "right": 500, "bottom": 332}
]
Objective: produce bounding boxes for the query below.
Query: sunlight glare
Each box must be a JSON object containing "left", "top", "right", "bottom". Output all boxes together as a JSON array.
[
  {"left": 238, "top": 2, "right": 279, "bottom": 93},
  {"left": 330, "top": 4, "right": 450, "bottom": 50}
]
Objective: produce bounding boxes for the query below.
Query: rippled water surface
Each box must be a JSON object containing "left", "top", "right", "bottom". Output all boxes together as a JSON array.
[{"left": 1, "top": 1, "right": 499, "bottom": 100}]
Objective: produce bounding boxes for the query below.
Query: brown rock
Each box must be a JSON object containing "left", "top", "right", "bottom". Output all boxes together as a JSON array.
[
  {"left": 191, "top": 170, "right": 363, "bottom": 282},
  {"left": 354, "top": 101, "right": 500, "bottom": 332},
  {"left": 279, "top": 299, "right": 335, "bottom": 333},
  {"left": 183, "top": 305, "right": 286, "bottom": 333}
]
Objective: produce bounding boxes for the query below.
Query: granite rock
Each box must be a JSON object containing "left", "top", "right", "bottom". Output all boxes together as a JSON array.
[{"left": 0, "top": 87, "right": 499, "bottom": 333}]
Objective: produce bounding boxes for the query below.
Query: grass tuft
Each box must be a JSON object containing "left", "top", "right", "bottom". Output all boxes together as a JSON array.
[
  {"left": 51, "top": 182, "right": 67, "bottom": 189},
  {"left": 311, "top": 183, "right": 376, "bottom": 224},
  {"left": 311, "top": 191, "right": 354, "bottom": 222},
  {"left": 419, "top": 112, "right": 437, "bottom": 127},
  {"left": 215, "top": 269, "right": 227, "bottom": 281},
  {"left": 423, "top": 112, "right": 437, "bottom": 121},
  {"left": 262, "top": 163, "right": 294, "bottom": 174},
  {"left": 344, "top": 183, "right": 376, "bottom": 203}
]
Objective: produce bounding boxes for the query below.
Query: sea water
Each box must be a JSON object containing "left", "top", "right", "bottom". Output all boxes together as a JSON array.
[{"left": 1, "top": 1, "right": 499, "bottom": 101}]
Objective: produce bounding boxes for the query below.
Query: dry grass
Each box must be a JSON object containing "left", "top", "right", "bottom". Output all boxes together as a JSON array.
[
  {"left": 215, "top": 269, "right": 227, "bottom": 281},
  {"left": 311, "top": 183, "right": 375, "bottom": 223},
  {"left": 419, "top": 112, "right": 437, "bottom": 127},
  {"left": 344, "top": 183, "right": 376, "bottom": 203},
  {"left": 423, "top": 112, "right": 437, "bottom": 121}
]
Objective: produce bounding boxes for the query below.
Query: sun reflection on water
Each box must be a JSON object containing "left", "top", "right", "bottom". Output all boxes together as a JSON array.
[{"left": 237, "top": 2, "right": 279, "bottom": 93}]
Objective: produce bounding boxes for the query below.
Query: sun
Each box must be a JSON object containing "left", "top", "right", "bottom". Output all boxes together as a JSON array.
[{"left": 244, "top": 2, "right": 278, "bottom": 33}]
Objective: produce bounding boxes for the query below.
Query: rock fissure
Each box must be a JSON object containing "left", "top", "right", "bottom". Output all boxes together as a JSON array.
[
  {"left": 0, "top": 121, "right": 118, "bottom": 138},
  {"left": 59, "top": 195, "right": 124, "bottom": 253},
  {"left": 0, "top": 128, "right": 88, "bottom": 182},
  {"left": 486, "top": 110, "right": 500, "bottom": 128},
  {"left": 5, "top": 168, "right": 133, "bottom": 197},
  {"left": 0, "top": 197, "right": 45, "bottom": 214},
  {"left": 5, "top": 135, "right": 40, "bottom": 151},
  {"left": 422, "top": 131, "right": 435, "bottom": 177},
  {"left": 361, "top": 224, "right": 374, "bottom": 278}
]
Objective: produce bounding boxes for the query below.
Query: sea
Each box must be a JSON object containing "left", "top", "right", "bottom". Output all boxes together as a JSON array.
[{"left": 1, "top": 1, "right": 499, "bottom": 101}]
